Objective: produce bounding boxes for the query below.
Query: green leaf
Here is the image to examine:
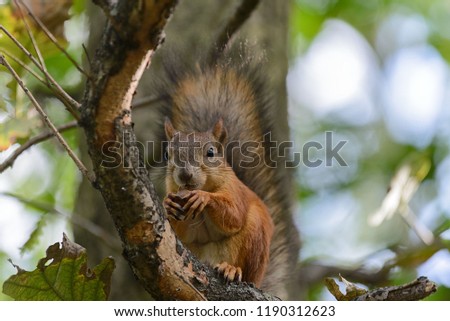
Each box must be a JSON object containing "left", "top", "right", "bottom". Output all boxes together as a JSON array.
[{"left": 2, "top": 234, "right": 115, "bottom": 301}]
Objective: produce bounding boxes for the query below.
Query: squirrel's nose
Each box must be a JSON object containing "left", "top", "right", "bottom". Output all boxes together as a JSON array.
[{"left": 178, "top": 169, "right": 193, "bottom": 183}]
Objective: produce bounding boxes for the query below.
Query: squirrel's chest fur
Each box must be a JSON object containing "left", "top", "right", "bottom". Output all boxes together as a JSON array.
[{"left": 171, "top": 210, "right": 237, "bottom": 265}]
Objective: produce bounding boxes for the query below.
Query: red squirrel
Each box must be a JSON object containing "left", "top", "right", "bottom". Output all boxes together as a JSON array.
[
  {"left": 154, "top": 53, "right": 299, "bottom": 298},
  {"left": 163, "top": 118, "right": 274, "bottom": 286}
]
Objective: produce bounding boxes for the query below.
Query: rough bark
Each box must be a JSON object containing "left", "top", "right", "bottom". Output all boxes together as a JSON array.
[{"left": 354, "top": 277, "right": 437, "bottom": 301}]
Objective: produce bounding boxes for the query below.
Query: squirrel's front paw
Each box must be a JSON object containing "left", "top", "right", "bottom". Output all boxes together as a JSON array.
[
  {"left": 215, "top": 262, "right": 243, "bottom": 283},
  {"left": 163, "top": 192, "right": 186, "bottom": 221},
  {"left": 182, "top": 190, "right": 210, "bottom": 219}
]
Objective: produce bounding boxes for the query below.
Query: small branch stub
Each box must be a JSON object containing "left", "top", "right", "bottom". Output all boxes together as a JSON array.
[{"left": 325, "top": 275, "right": 437, "bottom": 301}]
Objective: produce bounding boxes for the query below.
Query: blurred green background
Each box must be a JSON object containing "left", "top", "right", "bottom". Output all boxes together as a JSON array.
[{"left": 1, "top": 0, "right": 449, "bottom": 300}]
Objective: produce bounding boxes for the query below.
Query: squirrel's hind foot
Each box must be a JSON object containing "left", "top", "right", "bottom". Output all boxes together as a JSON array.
[{"left": 215, "top": 262, "right": 242, "bottom": 283}]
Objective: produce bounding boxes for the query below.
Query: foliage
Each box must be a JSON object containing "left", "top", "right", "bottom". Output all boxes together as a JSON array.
[
  {"left": 2, "top": 234, "right": 115, "bottom": 300},
  {"left": 0, "top": 0, "right": 82, "bottom": 152},
  {"left": 290, "top": 0, "right": 450, "bottom": 62},
  {"left": 290, "top": 0, "right": 450, "bottom": 300}
]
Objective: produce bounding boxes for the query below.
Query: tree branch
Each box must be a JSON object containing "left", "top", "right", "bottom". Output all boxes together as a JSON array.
[
  {"left": 1, "top": 50, "right": 47, "bottom": 84},
  {"left": 325, "top": 275, "right": 437, "bottom": 301},
  {"left": 0, "top": 121, "right": 78, "bottom": 173},
  {"left": 208, "top": 0, "right": 261, "bottom": 61},
  {"left": 355, "top": 276, "right": 437, "bottom": 301},
  {"left": 80, "top": 0, "right": 279, "bottom": 300},
  {"left": 298, "top": 263, "right": 391, "bottom": 289},
  {"left": 1, "top": 49, "right": 83, "bottom": 107}
]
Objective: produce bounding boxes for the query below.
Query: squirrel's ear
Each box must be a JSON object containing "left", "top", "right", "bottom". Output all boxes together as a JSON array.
[
  {"left": 164, "top": 117, "right": 175, "bottom": 140},
  {"left": 212, "top": 118, "right": 227, "bottom": 143}
]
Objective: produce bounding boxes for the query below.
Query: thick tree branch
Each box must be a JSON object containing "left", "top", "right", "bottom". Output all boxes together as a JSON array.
[{"left": 80, "top": 0, "right": 277, "bottom": 301}]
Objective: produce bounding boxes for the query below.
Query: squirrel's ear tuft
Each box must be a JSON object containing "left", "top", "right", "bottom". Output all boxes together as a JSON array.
[
  {"left": 212, "top": 118, "right": 227, "bottom": 144},
  {"left": 164, "top": 117, "right": 176, "bottom": 140}
]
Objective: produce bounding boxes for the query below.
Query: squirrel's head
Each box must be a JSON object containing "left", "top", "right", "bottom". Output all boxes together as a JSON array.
[{"left": 164, "top": 117, "right": 229, "bottom": 191}]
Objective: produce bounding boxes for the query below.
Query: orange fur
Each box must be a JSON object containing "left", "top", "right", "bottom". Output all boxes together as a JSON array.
[{"left": 163, "top": 119, "right": 274, "bottom": 287}]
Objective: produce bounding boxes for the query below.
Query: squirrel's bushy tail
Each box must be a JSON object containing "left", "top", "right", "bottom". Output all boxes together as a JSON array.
[{"left": 152, "top": 49, "right": 300, "bottom": 299}]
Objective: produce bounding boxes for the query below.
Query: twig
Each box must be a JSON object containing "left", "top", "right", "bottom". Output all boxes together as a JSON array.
[
  {"left": 82, "top": 43, "right": 92, "bottom": 72},
  {"left": 16, "top": 0, "right": 89, "bottom": 78},
  {"left": 1, "top": 50, "right": 46, "bottom": 84},
  {"left": 132, "top": 95, "right": 162, "bottom": 109},
  {"left": 0, "top": 25, "right": 81, "bottom": 119},
  {"left": 208, "top": 0, "right": 260, "bottom": 61},
  {"left": 298, "top": 263, "right": 391, "bottom": 289},
  {"left": 354, "top": 276, "right": 437, "bottom": 301},
  {"left": 2, "top": 49, "right": 81, "bottom": 106},
  {"left": 301, "top": 236, "right": 446, "bottom": 290},
  {"left": 0, "top": 93, "right": 161, "bottom": 174},
  {"left": 0, "top": 121, "right": 78, "bottom": 173},
  {"left": 401, "top": 205, "right": 434, "bottom": 245},
  {"left": 13, "top": 0, "right": 47, "bottom": 75},
  {"left": 1, "top": 192, "right": 121, "bottom": 252},
  {"left": 0, "top": 54, "right": 94, "bottom": 183},
  {"left": 2, "top": 49, "right": 81, "bottom": 105}
]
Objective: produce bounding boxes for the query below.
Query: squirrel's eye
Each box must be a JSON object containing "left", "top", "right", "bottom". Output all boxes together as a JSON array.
[
  {"left": 206, "top": 147, "right": 215, "bottom": 157},
  {"left": 163, "top": 150, "right": 169, "bottom": 161}
]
